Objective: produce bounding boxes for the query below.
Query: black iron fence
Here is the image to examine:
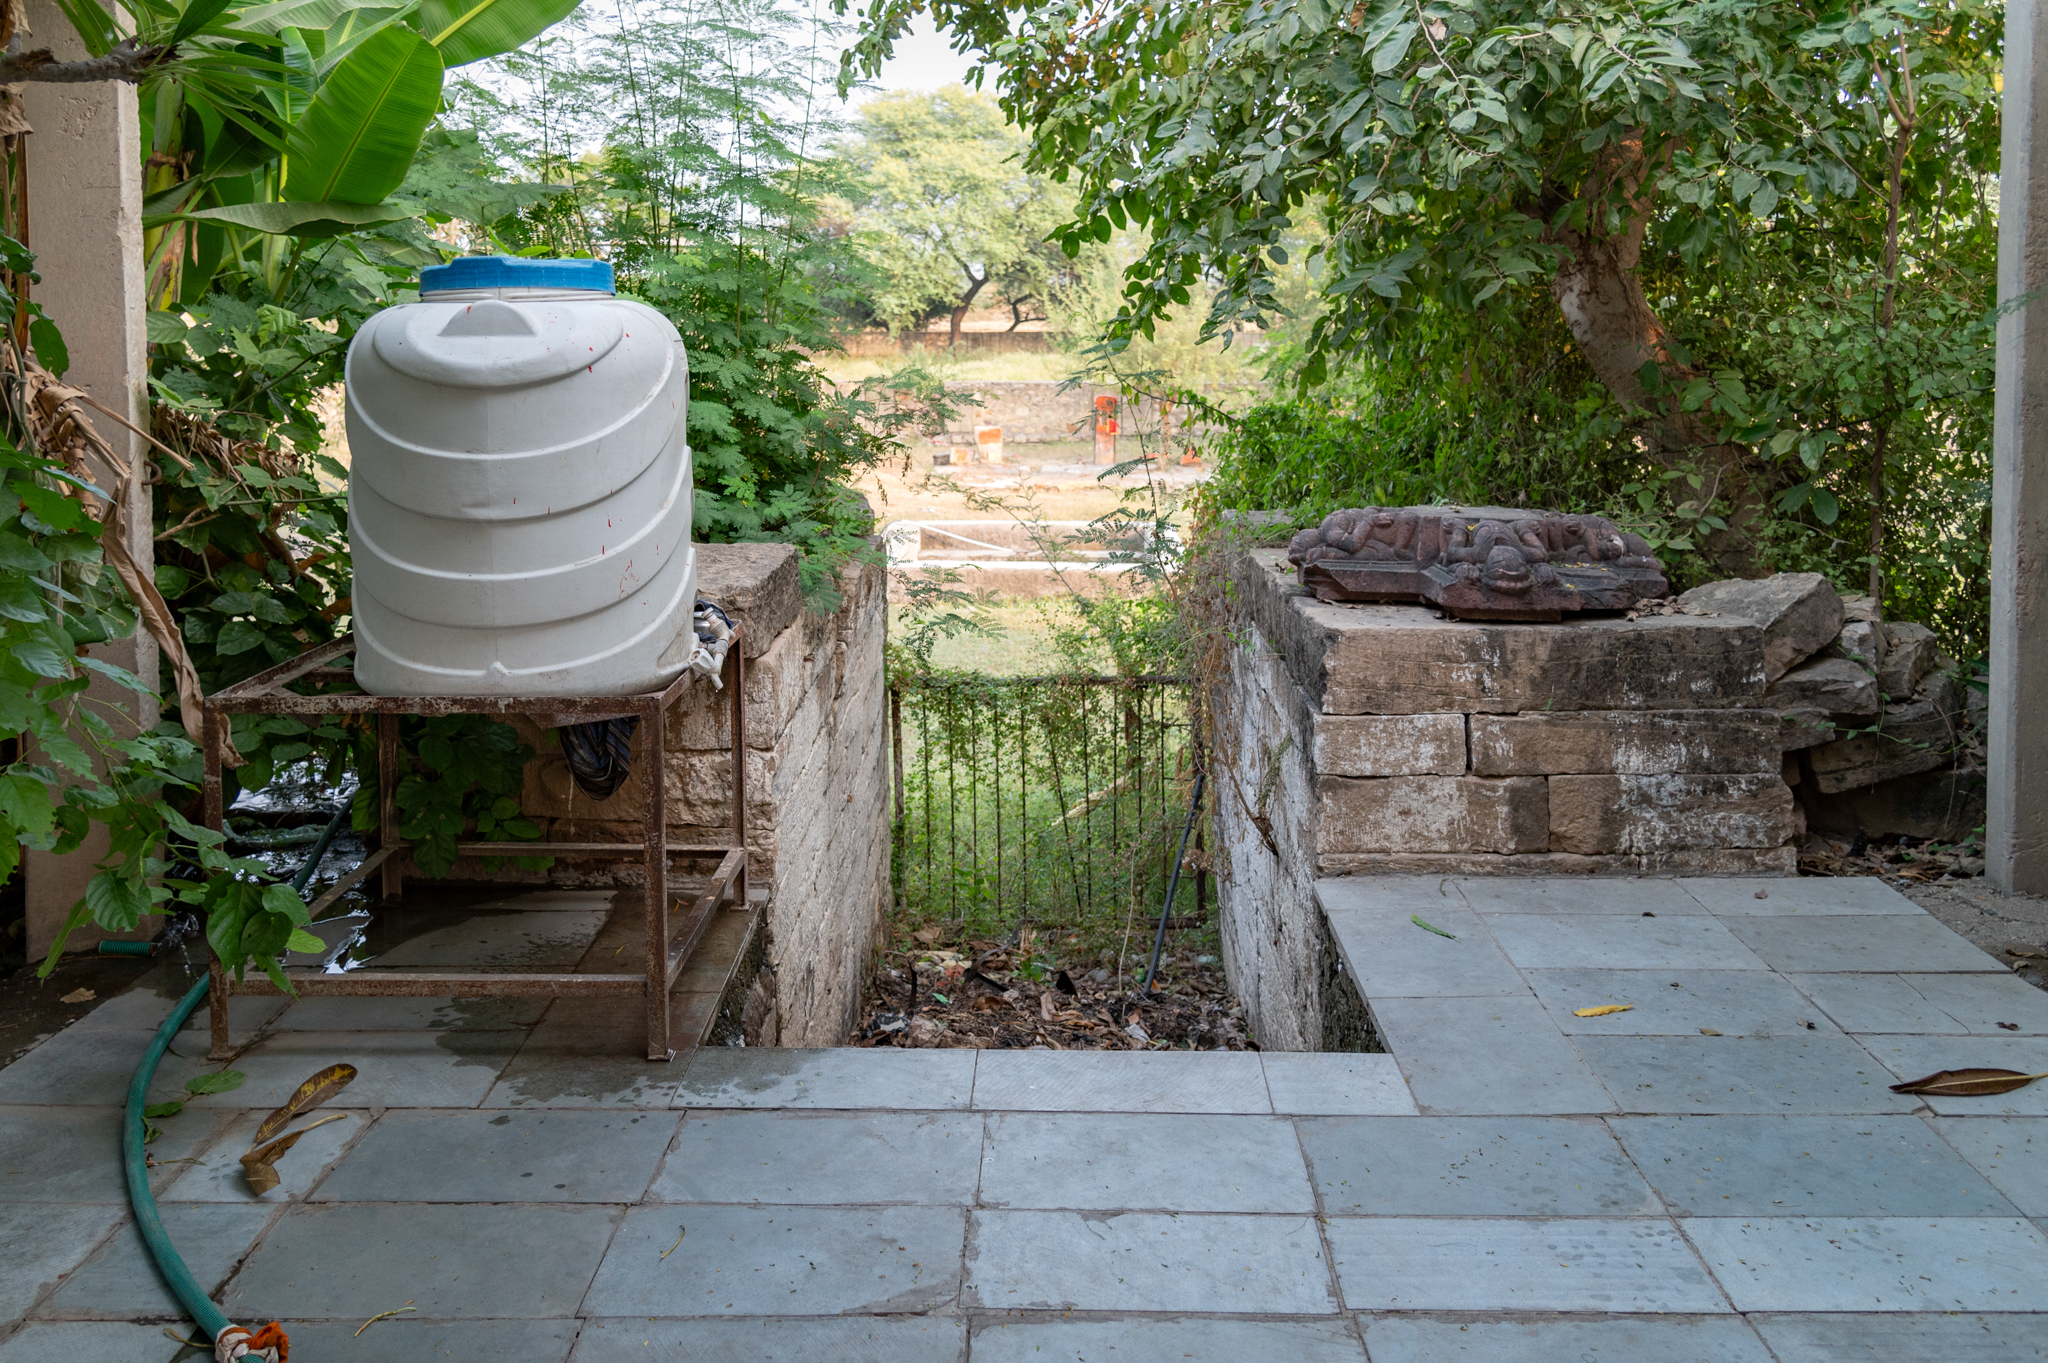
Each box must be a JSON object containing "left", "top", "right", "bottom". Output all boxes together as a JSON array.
[{"left": 889, "top": 673, "right": 1202, "bottom": 939}]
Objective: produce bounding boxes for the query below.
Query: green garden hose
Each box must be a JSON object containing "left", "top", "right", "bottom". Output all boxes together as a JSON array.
[{"left": 123, "top": 804, "right": 347, "bottom": 1362}]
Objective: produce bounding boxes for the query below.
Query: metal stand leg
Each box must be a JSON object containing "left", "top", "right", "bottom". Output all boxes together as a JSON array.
[
  {"left": 377, "top": 714, "right": 403, "bottom": 902},
  {"left": 200, "top": 707, "right": 233, "bottom": 1059},
  {"left": 730, "top": 642, "right": 748, "bottom": 905},
  {"left": 643, "top": 697, "right": 673, "bottom": 1061}
]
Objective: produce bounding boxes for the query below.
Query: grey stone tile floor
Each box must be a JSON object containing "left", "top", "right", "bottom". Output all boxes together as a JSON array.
[{"left": 2, "top": 875, "right": 2044, "bottom": 1359}]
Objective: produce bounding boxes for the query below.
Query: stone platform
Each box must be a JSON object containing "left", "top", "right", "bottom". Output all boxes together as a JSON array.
[
  {"left": 1, "top": 878, "right": 2044, "bottom": 1361},
  {"left": 1218, "top": 546, "right": 1801, "bottom": 1048}
]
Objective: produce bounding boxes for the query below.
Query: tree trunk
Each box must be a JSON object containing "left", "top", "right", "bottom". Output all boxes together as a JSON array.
[
  {"left": 949, "top": 268, "right": 988, "bottom": 347},
  {"left": 1546, "top": 131, "right": 1762, "bottom": 575}
]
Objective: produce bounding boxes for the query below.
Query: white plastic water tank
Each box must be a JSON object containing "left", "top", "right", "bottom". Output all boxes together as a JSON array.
[{"left": 346, "top": 256, "right": 696, "bottom": 696}]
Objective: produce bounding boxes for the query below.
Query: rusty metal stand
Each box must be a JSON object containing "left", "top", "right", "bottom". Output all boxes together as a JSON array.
[{"left": 201, "top": 629, "right": 749, "bottom": 1063}]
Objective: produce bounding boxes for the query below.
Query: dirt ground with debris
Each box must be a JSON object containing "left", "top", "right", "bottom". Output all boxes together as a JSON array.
[
  {"left": 854, "top": 838, "right": 2048, "bottom": 1052},
  {"left": 1804, "top": 836, "right": 2048, "bottom": 990},
  {"left": 855, "top": 927, "right": 1251, "bottom": 1051}
]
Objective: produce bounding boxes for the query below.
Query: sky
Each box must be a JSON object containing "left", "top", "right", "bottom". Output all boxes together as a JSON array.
[{"left": 865, "top": 12, "right": 978, "bottom": 94}]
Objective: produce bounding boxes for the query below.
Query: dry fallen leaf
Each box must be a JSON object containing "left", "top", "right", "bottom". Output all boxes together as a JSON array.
[
  {"left": 1890, "top": 1067, "right": 2048, "bottom": 1097},
  {"left": 1698, "top": 1028, "right": 1723, "bottom": 1036},
  {"left": 1996, "top": 1021, "right": 2020, "bottom": 1032},
  {"left": 59, "top": 988, "right": 95, "bottom": 1004},
  {"left": 355, "top": 1304, "right": 417, "bottom": 1338},
  {"left": 240, "top": 1113, "right": 347, "bottom": 1194},
  {"left": 1573, "top": 1004, "right": 1634, "bottom": 1017},
  {"left": 912, "top": 926, "right": 943, "bottom": 945},
  {"left": 253, "top": 1064, "right": 358, "bottom": 1145}
]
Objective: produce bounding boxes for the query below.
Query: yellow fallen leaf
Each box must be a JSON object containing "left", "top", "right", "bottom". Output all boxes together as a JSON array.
[
  {"left": 1699, "top": 1027, "right": 1723, "bottom": 1036},
  {"left": 1572, "top": 1004, "right": 1634, "bottom": 1017},
  {"left": 60, "top": 988, "right": 95, "bottom": 1004}
]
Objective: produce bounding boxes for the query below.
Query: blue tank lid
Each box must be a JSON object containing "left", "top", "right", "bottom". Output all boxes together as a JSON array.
[{"left": 419, "top": 255, "right": 615, "bottom": 294}]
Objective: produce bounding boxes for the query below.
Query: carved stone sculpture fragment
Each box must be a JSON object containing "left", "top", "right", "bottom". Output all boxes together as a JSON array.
[{"left": 1286, "top": 506, "right": 1670, "bottom": 620}]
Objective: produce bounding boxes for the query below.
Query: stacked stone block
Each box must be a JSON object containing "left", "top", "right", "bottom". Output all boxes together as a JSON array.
[
  {"left": 1230, "top": 548, "right": 1796, "bottom": 878},
  {"left": 1216, "top": 547, "right": 1797, "bottom": 1048}
]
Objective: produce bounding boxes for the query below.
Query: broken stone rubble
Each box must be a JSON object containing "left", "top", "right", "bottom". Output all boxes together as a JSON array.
[
  {"left": 1877, "top": 620, "right": 1940, "bottom": 699},
  {"left": 1676, "top": 571, "right": 1843, "bottom": 682},
  {"left": 1807, "top": 671, "right": 1966, "bottom": 794},
  {"left": 1702, "top": 575, "right": 1981, "bottom": 839}
]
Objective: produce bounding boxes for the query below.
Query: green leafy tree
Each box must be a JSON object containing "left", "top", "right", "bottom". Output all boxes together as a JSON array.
[
  {"left": 829, "top": 87, "right": 1072, "bottom": 340},
  {"left": 451, "top": 0, "right": 970, "bottom": 599},
  {"left": 840, "top": 0, "right": 1999, "bottom": 579}
]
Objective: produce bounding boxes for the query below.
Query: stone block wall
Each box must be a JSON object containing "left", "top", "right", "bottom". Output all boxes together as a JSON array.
[
  {"left": 1231, "top": 548, "right": 1797, "bottom": 876},
  {"left": 458, "top": 542, "right": 890, "bottom": 1048},
  {"left": 1215, "top": 547, "right": 1797, "bottom": 1048}
]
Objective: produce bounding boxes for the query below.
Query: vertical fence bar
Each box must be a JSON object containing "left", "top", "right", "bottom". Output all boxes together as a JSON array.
[
  {"left": 920, "top": 690, "right": 933, "bottom": 920},
  {"left": 891, "top": 685, "right": 905, "bottom": 908},
  {"left": 947, "top": 686, "right": 959, "bottom": 925},
  {"left": 1017, "top": 697, "right": 1029, "bottom": 936},
  {"left": 1045, "top": 686, "right": 1085, "bottom": 926},
  {"left": 969, "top": 689, "right": 981, "bottom": 924},
  {"left": 993, "top": 689, "right": 1004, "bottom": 923},
  {"left": 1110, "top": 681, "right": 1121, "bottom": 886},
  {"left": 1079, "top": 684, "right": 1094, "bottom": 912}
]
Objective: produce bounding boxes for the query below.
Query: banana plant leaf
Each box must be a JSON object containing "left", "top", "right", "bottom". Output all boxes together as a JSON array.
[
  {"left": 281, "top": 24, "right": 443, "bottom": 205},
  {"left": 314, "top": 5, "right": 417, "bottom": 76},
  {"left": 169, "top": 198, "right": 414, "bottom": 237},
  {"left": 410, "top": 0, "right": 581, "bottom": 68},
  {"left": 166, "top": 0, "right": 243, "bottom": 46},
  {"left": 234, "top": 0, "right": 412, "bottom": 35}
]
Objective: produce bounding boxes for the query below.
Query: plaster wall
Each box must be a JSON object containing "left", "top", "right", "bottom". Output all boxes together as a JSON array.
[{"left": 21, "top": 0, "right": 158, "bottom": 959}]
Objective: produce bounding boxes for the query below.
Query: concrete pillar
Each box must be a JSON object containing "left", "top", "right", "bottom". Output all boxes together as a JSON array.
[
  {"left": 20, "top": 0, "right": 158, "bottom": 958},
  {"left": 1993, "top": 0, "right": 2048, "bottom": 895}
]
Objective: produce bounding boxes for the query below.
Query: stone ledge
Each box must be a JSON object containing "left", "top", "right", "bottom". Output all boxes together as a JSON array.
[
  {"left": 1550, "top": 773, "right": 1793, "bottom": 855},
  {"left": 1317, "top": 847, "right": 1799, "bottom": 876},
  {"left": 1470, "top": 711, "right": 1779, "bottom": 776},
  {"left": 1239, "top": 549, "right": 1768, "bottom": 715},
  {"left": 696, "top": 541, "right": 802, "bottom": 658}
]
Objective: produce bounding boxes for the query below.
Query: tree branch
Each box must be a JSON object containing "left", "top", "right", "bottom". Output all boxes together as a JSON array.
[{"left": 0, "top": 36, "right": 172, "bottom": 85}]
